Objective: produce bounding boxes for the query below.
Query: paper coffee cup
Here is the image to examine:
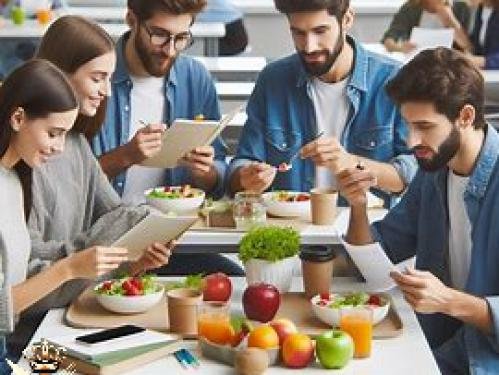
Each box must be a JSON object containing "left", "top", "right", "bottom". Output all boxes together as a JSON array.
[
  {"left": 310, "top": 188, "right": 338, "bottom": 225},
  {"left": 167, "top": 288, "right": 203, "bottom": 336}
]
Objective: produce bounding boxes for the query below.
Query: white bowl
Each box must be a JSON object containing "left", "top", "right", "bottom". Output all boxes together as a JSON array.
[
  {"left": 262, "top": 192, "right": 310, "bottom": 218},
  {"left": 94, "top": 283, "right": 164, "bottom": 314},
  {"left": 145, "top": 186, "right": 205, "bottom": 214},
  {"left": 311, "top": 293, "right": 390, "bottom": 326}
]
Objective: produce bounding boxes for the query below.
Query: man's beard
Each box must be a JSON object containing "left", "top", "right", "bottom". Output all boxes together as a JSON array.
[
  {"left": 135, "top": 34, "right": 175, "bottom": 77},
  {"left": 298, "top": 28, "right": 344, "bottom": 77},
  {"left": 413, "top": 125, "right": 460, "bottom": 172}
]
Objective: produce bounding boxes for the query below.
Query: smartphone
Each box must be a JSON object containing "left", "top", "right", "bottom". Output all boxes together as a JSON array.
[{"left": 75, "top": 325, "right": 145, "bottom": 344}]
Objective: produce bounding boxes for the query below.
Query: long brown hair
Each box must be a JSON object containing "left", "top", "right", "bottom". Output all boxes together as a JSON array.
[
  {"left": 0, "top": 59, "right": 78, "bottom": 219},
  {"left": 36, "top": 15, "right": 114, "bottom": 140}
]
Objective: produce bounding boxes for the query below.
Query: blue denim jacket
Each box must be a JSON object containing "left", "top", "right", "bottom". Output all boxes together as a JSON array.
[
  {"left": 91, "top": 34, "right": 227, "bottom": 198},
  {"left": 228, "top": 37, "right": 416, "bottom": 207},
  {"left": 373, "top": 124, "right": 499, "bottom": 374}
]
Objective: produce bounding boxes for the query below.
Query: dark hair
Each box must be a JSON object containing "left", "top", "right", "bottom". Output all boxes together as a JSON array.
[
  {"left": 0, "top": 59, "right": 78, "bottom": 220},
  {"left": 37, "top": 15, "right": 115, "bottom": 140},
  {"left": 274, "top": 0, "right": 350, "bottom": 21},
  {"left": 386, "top": 47, "right": 486, "bottom": 129},
  {"left": 127, "top": 0, "right": 207, "bottom": 21}
]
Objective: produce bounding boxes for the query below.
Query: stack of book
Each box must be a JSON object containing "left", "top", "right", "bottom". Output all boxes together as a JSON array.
[{"left": 47, "top": 330, "right": 181, "bottom": 375}]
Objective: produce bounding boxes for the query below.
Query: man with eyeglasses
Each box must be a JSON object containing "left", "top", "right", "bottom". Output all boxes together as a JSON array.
[
  {"left": 228, "top": 0, "right": 417, "bottom": 208},
  {"left": 92, "top": 0, "right": 242, "bottom": 275}
]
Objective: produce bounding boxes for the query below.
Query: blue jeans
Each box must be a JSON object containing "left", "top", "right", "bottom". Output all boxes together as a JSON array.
[
  {"left": 434, "top": 330, "right": 470, "bottom": 375},
  {"left": 0, "top": 337, "right": 11, "bottom": 375}
]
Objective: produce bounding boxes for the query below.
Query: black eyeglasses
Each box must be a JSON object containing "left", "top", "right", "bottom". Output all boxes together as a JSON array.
[{"left": 141, "top": 23, "right": 193, "bottom": 51}]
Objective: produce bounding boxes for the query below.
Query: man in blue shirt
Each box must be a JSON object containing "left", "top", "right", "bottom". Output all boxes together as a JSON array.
[
  {"left": 340, "top": 48, "right": 499, "bottom": 374},
  {"left": 228, "top": 0, "right": 416, "bottom": 207},
  {"left": 92, "top": 0, "right": 227, "bottom": 203},
  {"left": 92, "top": 0, "right": 241, "bottom": 275}
]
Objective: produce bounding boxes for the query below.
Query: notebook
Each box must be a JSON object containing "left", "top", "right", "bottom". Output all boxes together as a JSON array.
[
  {"left": 111, "top": 214, "right": 197, "bottom": 261},
  {"left": 140, "top": 106, "right": 242, "bottom": 168}
]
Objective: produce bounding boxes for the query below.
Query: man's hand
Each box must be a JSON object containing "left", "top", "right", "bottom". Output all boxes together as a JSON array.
[
  {"left": 179, "top": 146, "right": 215, "bottom": 175},
  {"left": 390, "top": 268, "right": 454, "bottom": 314},
  {"left": 239, "top": 162, "right": 276, "bottom": 193},
  {"left": 125, "top": 123, "right": 166, "bottom": 164},
  {"left": 337, "top": 167, "right": 377, "bottom": 207},
  {"left": 129, "top": 241, "right": 176, "bottom": 275},
  {"left": 300, "top": 136, "right": 358, "bottom": 174}
]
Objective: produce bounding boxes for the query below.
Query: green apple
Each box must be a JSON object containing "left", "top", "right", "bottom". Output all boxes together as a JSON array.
[
  {"left": 11, "top": 6, "right": 25, "bottom": 25},
  {"left": 316, "top": 330, "right": 354, "bottom": 369}
]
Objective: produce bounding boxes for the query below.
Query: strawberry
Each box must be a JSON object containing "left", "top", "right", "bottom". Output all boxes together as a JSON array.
[
  {"left": 367, "top": 295, "right": 382, "bottom": 306},
  {"left": 130, "top": 277, "right": 143, "bottom": 290},
  {"left": 101, "top": 281, "right": 113, "bottom": 291},
  {"left": 123, "top": 280, "right": 141, "bottom": 296},
  {"left": 163, "top": 186, "right": 171, "bottom": 192},
  {"left": 296, "top": 194, "right": 310, "bottom": 202},
  {"left": 320, "top": 292, "right": 330, "bottom": 300}
]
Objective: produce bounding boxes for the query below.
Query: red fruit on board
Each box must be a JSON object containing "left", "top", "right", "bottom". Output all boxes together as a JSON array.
[
  {"left": 203, "top": 273, "right": 232, "bottom": 302},
  {"left": 242, "top": 283, "right": 281, "bottom": 323}
]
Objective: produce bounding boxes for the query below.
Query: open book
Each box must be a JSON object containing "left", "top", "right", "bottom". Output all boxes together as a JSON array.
[
  {"left": 141, "top": 106, "right": 243, "bottom": 168},
  {"left": 112, "top": 214, "right": 197, "bottom": 261}
]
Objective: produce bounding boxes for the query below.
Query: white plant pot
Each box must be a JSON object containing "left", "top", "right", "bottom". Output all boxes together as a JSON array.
[{"left": 244, "top": 256, "right": 297, "bottom": 293}]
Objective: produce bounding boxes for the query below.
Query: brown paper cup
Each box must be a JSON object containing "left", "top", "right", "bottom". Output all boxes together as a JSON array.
[
  {"left": 167, "top": 288, "right": 203, "bottom": 336},
  {"left": 302, "top": 259, "right": 334, "bottom": 299},
  {"left": 310, "top": 188, "right": 338, "bottom": 225}
]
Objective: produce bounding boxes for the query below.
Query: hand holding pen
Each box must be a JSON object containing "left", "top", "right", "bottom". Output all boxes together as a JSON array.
[
  {"left": 124, "top": 120, "right": 166, "bottom": 164},
  {"left": 336, "top": 162, "right": 377, "bottom": 207}
]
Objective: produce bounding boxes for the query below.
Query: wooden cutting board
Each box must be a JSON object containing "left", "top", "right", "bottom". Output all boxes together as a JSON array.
[
  {"left": 275, "top": 293, "right": 403, "bottom": 339},
  {"left": 65, "top": 287, "right": 169, "bottom": 332}
]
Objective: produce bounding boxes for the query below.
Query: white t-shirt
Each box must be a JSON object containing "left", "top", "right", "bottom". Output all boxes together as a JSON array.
[
  {"left": 479, "top": 6, "right": 493, "bottom": 47},
  {"left": 447, "top": 170, "right": 472, "bottom": 290},
  {"left": 309, "top": 76, "right": 350, "bottom": 189},
  {"left": 122, "top": 75, "right": 166, "bottom": 205}
]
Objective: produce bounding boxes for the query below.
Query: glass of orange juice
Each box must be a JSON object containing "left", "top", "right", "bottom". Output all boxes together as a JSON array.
[
  {"left": 197, "top": 301, "right": 234, "bottom": 345},
  {"left": 339, "top": 307, "right": 373, "bottom": 358}
]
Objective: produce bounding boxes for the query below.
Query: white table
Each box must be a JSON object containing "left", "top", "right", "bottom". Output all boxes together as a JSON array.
[
  {"left": 0, "top": 19, "right": 225, "bottom": 56},
  {"left": 176, "top": 208, "right": 385, "bottom": 253},
  {"left": 194, "top": 56, "right": 266, "bottom": 81},
  {"left": 18, "top": 277, "right": 440, "bottom": 374},
  {"left": 215, "top": 81, "right": 255, "bottom": 101}
]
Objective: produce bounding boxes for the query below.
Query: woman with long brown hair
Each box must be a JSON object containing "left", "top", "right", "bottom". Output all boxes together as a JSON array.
[
  {"left": 5, "top": 16, "right": 175, "bottom": 358},
  {"left": 0, "top": 59, "right": 129, "bottom": 371}
]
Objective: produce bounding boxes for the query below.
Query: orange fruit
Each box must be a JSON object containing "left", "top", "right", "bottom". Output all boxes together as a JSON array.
[{"left": 247, "top": 325, "right": 279, "bottom": 349}]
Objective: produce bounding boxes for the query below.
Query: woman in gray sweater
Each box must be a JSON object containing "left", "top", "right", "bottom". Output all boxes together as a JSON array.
[
  {"left": 0, "top": 60, "right": 129, "bottom": 372},
  {"left": 6, "top": 17, "right": 176, "bottom": 358}
]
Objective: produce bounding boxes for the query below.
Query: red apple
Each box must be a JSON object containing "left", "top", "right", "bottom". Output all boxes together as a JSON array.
[
  {"left": 269, "top": 318, "right": 297, "bottom": 346},
  {"left": 282, "top": 333, "right": 315, "bottom": 368},
  {"left": 202, "top": 273, "right": 232, "bottom": 302},
  {"left": 242, "top": 283, "right": 280, "bottom": 323}
]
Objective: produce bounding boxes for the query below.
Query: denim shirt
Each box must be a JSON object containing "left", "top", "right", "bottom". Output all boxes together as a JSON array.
[
  {"left": 373, "top": 124, "right": 499, "bottom": 374},
  {"left": 228, "top": 36, "right": 416, "bottom": 207},
  {"left": 91, "top": 34, "right": 227, "bottom": 198}
]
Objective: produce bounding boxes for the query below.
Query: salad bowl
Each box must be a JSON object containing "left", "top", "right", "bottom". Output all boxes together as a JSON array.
[{"left": 145, "top": 185, "right": 205, "bottom": 214}]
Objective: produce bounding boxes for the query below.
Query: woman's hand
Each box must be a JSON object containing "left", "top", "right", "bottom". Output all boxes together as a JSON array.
[
  {"left": 67, "top": 246, "right": 128, "bottom": 279},
  {"left": 128, "top": 241, "right": 176, "bottom": 275}
]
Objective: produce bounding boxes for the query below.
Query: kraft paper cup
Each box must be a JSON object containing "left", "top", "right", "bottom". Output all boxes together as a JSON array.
[
  {"left": 167, "top": 288, "right": 203, "bottom": 336},
  {"left": 310, "top": 188, "right": 338, "bottom": 225}
]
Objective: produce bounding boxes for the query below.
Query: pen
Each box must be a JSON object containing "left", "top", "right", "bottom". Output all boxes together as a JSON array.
[
  {"left": 173, "top": 350, "right": 190, "bottom": 370},
  {"left": 181, "top": 348, "right": 200, "bottom": 368}
]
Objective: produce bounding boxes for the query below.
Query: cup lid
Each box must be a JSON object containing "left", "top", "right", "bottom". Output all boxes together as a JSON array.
[{"left": 299, "top": 246, "right": 335, "bottom": 262}]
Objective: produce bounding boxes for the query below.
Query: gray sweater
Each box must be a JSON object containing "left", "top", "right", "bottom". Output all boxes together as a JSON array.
[
  {"left": 0, "top": 165, "right": 30, "bottom": 334},
  {"left": 9, "top": 133, "right": 148, "bottom": 351}
]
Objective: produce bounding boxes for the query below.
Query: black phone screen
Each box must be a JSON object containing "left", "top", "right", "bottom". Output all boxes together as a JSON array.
[{"left": 75, "top": 325, "right": 145, "bottom": 344}]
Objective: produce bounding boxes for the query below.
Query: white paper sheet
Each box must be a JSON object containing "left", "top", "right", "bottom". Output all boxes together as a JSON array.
[
  {"left": 341, "top": 238, "right": 415, "bottom": 292},
  {"left": 410, "top": 27, "right": 454, "bottom": 49}
]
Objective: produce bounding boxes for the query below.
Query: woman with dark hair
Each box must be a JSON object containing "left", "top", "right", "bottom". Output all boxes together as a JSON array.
[
  {"left": 5, "top": 16, "right": 176, "bottom": 359},
  {"left": 467, "top": 0, "right": 499, "bottom": 69},
  {"left": 0, "top": 59, "right": 129, "bottom": 372}
]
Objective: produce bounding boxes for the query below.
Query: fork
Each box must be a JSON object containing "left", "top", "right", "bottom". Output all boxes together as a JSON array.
[{"left": 276, "top": 131, "right": 324, "bottom": 172}]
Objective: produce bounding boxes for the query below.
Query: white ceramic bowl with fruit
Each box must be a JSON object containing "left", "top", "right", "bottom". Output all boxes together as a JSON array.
[
  {"left": 145, "top": 185, "right": 205, "bottom": 214},
  {"left": 262, "top": 191, "right": 310, "bottom": 218},
  {"left": 94, "top": 276, "right": 165, "bottom": 314},
  {"left": 311, "top": 292, "right": 390, "bottom": 326}
]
